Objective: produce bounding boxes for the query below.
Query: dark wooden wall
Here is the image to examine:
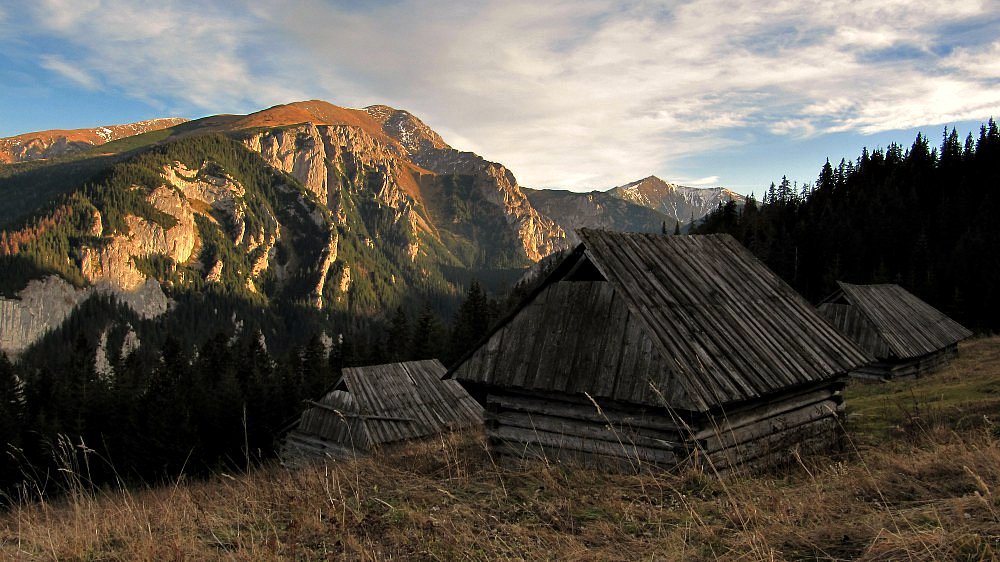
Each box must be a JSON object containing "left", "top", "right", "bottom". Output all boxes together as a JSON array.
[{"left": 486, "top": 380, "right": 845, "bottom": 473}]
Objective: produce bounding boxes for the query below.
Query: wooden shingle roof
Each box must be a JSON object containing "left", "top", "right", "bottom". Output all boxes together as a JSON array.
[
  {"left": 302, "top": 360, "right": 483, "bottom": 449},
  {"left": 821, "top": 282, "right": 973, "bottom": 360},
  {"left": 451, "top": 230, "right": 871, "bottom": 412}
]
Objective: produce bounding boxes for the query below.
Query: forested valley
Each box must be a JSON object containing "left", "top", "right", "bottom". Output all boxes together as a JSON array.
[{"left": 0, "top": 279, "right": 506, "bottom": 501}]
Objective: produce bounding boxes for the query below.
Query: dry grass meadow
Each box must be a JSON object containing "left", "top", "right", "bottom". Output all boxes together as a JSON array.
[{"left": 3, "top": 337, "right": 1000, "bottom": 560}]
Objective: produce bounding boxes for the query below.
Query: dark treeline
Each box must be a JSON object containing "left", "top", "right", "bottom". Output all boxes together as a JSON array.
[
  {"left": 0, "top": 281, "right": 501, "bottom": 504},
  {"left": 695, "top": 120, "right": 1000, "bottom": 332}
]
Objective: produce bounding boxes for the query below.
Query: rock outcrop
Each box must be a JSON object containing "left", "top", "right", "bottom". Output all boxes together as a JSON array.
[
  {"left": 363, "top": 105, "right": 566, "bottom": 261},
  {"left": 80, "top": 185, "right": 197, "bottom": 291},
  {"left": 0, "top": 276, "right": 168, "bottom": 358},
  {"left": 0, "top": 277, "right": 90, "bottom": 358}
]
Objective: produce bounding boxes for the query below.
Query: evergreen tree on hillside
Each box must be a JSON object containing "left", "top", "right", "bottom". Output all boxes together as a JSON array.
[
  {"left": 0, "top": 352, "right": 23, "bottom": 488},
  {"left": 385, "top": 306, "right": 410, "bottom": 361},
  {"left": 448, "top": 281, "right": 494, "bottom": 363},
  {"left": 410, "top": 302, "right": 446, "bottom": 361},
  {"left": 694, "top": 119, "right": 1000, "bottom": 331},
  {"left": 298, "top": 335, "right": 332, "bottom": 400},
  {"left": 133, "top": 336, "right": 195, "bottom": 475},
  {"left": 192, "top": 333, "right": 244, "bottom": 466}
]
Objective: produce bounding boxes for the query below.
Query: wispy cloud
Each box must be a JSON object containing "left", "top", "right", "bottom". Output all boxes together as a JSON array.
[
  {"left": 682, "top": 176, "right": 722, "bottom": 187},
  {"left": 40, "top": 54, "right": 99, "bottom": 90},
  {"left": 9, "top": 0, "right": 1000, "bottom": 190},
  {"left": 27, "top": 0, "right": 309, "bottom": 113}
]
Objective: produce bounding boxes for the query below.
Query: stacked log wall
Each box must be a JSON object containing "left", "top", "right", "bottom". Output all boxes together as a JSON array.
[
  {"left": 487, "top": 380, "right": 845, "bottom": 472},
  {"left": 849, "top": 344, "right": 959, "bottom": 380}
]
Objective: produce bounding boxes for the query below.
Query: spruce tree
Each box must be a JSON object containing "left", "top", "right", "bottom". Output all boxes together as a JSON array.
[
  {"left": 448, "top": 281, "right": 493, "bottom": 362},
  {"left": 0, "top": 352, "right": 23, "bottom": 488},
  {"left": 409, "top": 302, "right": 445, "bottom": 360},
  {"left": 299, "top": 335, "right": 330, "bottom": 399},
  {"left": 386, "top": 306, "right": 410, "bottom": 361}
]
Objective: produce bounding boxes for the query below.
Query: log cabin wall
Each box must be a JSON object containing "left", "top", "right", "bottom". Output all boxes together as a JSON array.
[
  {"left": 848, "top": 344, "right": 960, "bottom": 380},
  {"left": 484, "top": 380, "right": 846, "bottom": 473}
]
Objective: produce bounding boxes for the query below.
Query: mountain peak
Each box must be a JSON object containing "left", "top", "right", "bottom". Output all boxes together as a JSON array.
[
  {"left": 608, "top": 175, "right": 744, "bottom": 224},
  {"left": 225, "top": 100, "right": 386, "bottom": 134},
  {"left": 183, "top": 100, "right": 451, "bottom": 157},
  {"left": 364, "top": 105, "right": 449, "bottom": 154},
  {"left": 620, "top": 175, "right": 675, "bottom": 189}
]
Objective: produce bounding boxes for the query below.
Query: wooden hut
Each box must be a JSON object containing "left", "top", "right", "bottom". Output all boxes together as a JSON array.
[
  {"left": 817, "top": 282, "right": 973, "bottom": 380},
  {"left": 448, "top": 230, "right": 871, "bottom": 472},
  {"left": 281, "top": 359, "right": 484, "bottom": 464}
]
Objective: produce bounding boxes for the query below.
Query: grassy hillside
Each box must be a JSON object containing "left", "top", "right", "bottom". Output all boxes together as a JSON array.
[{"left": 3, "top": 338, "right": 1000, "bottom": 560}]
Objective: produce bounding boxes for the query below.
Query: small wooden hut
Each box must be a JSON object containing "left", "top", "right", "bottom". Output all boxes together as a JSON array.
[
  {"left": 448, "top": 230, "right": 871, "bottom": 472},
  {"left": 281, "top": 359, "right": 484, "bottom": 464},
  {"left": 817, "top": 282, "right": 973, "bottom": 380}
]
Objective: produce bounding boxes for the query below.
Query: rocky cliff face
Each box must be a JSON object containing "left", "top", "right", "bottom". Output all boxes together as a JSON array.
[
  {"left": 363, "top": 106, "right": 565, "bottom": 261},
  {"left": 80, "top": 184, "right": 198, "bottom": 291},
  {"left": 0, "top": 276, "right": 168, "bottom": 358},
  {"left": 608, "top": 176, "right": 744, "bottom": 225},
  {"left": 0, "top": 148, "right": 333, "bottom": 356},
  {"left": 0, "top": 118, "right": 187, "bottom": 163},
  {"left": 237, "top": 102, "right": 566, "bottom": 265},
  {"left": 244, "top": 122, "right": 422, "bottom": 223}
]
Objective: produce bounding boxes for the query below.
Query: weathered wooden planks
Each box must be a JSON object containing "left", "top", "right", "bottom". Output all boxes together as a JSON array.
[
  {"left": 491, "top": 425, "right": 679, "bottom": 465},
  {"left": 821, "top": 282, "right": 972, "bottom": 361},
  {"left": 281, "top": 359, "right": 484, "bottom": 463},
  {"left": 451, "top": 230, "right": 871, "bottom": 413},
  {"left": 818, "top": 302, "right": 893, "bottom": 359},
  {"left": 484, "top": 379, "right": 846, "bottom": 473},
  {"left": 847, "top": 345, "right": 959, "bottom": 380}
]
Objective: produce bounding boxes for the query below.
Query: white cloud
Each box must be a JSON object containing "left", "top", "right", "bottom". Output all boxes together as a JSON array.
[
  {"left": 16, "top": 0, "right": 1000, "bottom": 190},
  {"left": 681, "top": 176, "right": 722, "bottom": 187},
  {"left": 40, "top": 54, "right": 99, "bottom": 90}
]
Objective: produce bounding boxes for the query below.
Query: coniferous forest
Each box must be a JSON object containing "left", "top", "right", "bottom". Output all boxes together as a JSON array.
[
  {"left": 696, "top": 121, "right": 1000, "bottom": 333},
  {"left": 0, "top": 280, "right": 502, "bottom": 502}
]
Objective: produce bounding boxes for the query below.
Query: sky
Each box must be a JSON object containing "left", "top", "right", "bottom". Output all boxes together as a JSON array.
[{"left": 1, "top": 1, "right": 999, "bottom": 195}]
